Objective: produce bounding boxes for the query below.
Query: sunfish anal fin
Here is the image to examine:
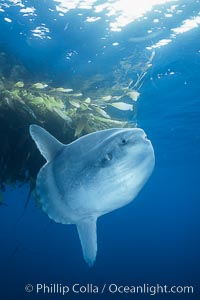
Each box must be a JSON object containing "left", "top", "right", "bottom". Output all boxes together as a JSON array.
[
  {"left": 30, "top": 125, "right": 65, "bottom": 162},
  {"left": 77, "top": 217, "right": 97, "bottom": 267}
]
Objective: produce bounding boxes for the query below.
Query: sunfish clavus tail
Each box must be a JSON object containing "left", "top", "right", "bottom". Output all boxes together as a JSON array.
[{"left": 30, "top": 125, "right": 155, "bottom": 266}]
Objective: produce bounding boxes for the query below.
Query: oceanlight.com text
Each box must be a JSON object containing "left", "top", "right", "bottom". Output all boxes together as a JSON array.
[{"left": 24, "top": 283, "right": 194, "bottom": 296}]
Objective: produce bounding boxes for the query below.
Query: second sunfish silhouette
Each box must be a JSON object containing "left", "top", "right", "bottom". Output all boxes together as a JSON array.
[{"left": 30, "top": 125, "right": 155, "bottom": 266}]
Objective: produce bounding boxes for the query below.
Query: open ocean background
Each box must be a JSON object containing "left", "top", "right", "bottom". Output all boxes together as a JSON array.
[{"left": 0, "top": 0, "right": 200, "bottom": 299}]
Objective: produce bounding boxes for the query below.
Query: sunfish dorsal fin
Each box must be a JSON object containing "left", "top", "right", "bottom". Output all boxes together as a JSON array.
[
  {"left": 29, "top": 125, "right": 65, "bottom": 162},
  {"left": 77, "top": 217, "right": 97, "bottom": 267}
]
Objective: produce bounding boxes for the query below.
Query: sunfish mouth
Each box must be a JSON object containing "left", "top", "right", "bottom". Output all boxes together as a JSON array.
[
  {"left": 132, "top": 128, "right": 149, "bottom": 140},
  {"left": 142, "top": 132, "right": 151, "bottom": 143}
]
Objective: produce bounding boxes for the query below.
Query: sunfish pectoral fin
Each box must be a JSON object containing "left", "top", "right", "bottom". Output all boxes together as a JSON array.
[
  {"left": 76, "top": 217, "right": 97, "bottom": 267},
  {"left": 29, "top": 124, "right": 65, "bottom": 162}
]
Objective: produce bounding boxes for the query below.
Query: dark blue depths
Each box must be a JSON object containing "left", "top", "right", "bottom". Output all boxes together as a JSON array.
[{"left": 0, "top": 1, "right": 200, "bottom": 299}]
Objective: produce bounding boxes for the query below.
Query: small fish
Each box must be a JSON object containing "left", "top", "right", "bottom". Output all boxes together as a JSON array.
[
  {"left": 69, "top": 100, "right": 81, "bottom": 108},
  {"left": 126, "top": 91, "right": 140, "bottom": 101},
  {"left": 93, "top": 106, "right": 111, "bottom": 119},
  {"left": 84, "top": 97, "right": 91, "bottom": 104},
  {"left": 53, "top": 88, "right": 73, "bottom": 93},
  {"left": 14, "top": 81, "right": 24, "bottom": 88},
  {"left": 112, "top": 95, "right": 122, "bottom": 101},
  {"left": 53, "top": 107, "right": 72, "bottom": 123},
  {"left": 110, "top": 102, "right": 133, "bottom": 111},
  {"left": 70, "top": 93, "right": 83, "bottom": 97},
  {"left": 101, "top": 95, "right": 112, "bottom": 101},
  {"left": 32, "top": 83, "right": 48, "bottom": 89},
  {"left": 74, "top": 118, "right": 87, "bottom": 137}
]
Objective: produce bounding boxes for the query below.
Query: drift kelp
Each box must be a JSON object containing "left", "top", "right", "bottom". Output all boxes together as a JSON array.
[{"left": 0, "top": 51, "right": 154, "bottom": 192}]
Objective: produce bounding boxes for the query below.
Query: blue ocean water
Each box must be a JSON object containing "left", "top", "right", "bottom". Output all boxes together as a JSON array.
[{"left": 0, "top": 0, "right": 200, "bottom": 299}]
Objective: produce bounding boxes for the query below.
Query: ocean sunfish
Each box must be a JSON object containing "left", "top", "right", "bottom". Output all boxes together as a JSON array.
[{"left": 30, "top": 125, "right": 155, "bottom": 266}]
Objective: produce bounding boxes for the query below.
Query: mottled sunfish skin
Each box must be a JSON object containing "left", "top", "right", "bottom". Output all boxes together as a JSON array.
[{"left": 30, "top": 125, "right": 155, "bottom": 267}]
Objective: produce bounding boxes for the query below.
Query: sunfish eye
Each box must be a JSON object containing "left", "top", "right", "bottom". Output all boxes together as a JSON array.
[{"left": 121, "top": 138, "right": 127, "bottom": 145}]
